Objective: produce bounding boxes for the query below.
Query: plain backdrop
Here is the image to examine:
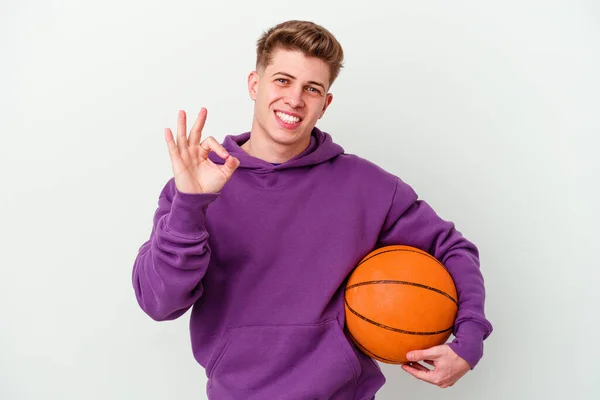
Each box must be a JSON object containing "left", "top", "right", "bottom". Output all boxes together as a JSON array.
[{"left": 1, "top": 0, "right": 599, "bottom": 399}]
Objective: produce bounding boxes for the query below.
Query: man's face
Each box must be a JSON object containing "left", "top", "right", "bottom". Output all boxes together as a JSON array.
[{"left": 248, "top": 48, "right": 333, "bottom": 149}]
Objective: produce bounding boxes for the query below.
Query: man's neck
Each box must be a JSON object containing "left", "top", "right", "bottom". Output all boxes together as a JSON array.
[{"left": 240, "top": 132, "right": 310, "bottom": 164}]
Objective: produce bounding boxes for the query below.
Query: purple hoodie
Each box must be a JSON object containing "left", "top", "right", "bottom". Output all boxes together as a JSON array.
[{"left": 132, "top": 128, "right": 492, "bottom": 399}]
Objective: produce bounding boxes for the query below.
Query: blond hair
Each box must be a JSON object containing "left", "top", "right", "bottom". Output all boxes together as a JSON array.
[{"left": 256, "top": 20, "right": 344, "bottom": 87}]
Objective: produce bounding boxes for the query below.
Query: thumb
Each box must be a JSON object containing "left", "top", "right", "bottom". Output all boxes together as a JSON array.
[{"left": 407, "top": 345, "right": 446, "bottom": 362}]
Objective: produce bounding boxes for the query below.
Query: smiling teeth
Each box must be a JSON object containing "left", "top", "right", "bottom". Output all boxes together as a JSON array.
[{"left": 276, "top": 111, "right": 300, "bottom": 124}]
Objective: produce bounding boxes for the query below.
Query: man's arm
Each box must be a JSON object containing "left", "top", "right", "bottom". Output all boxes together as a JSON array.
[
  {"left": 377, "top": 178, "right": 492, "bottom": 381},
  {"left": 132, "top": 108, "right": 239, "bottom": 321},
  {"left": 132, "top": 178, "right": 218, "bottom": 321}
]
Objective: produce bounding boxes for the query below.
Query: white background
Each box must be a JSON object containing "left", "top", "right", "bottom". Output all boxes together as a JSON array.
[{"left": 1, "top": 0, "right": 599, "bottom": 399}]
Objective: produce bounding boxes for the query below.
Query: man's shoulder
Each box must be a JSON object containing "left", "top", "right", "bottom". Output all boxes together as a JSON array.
[
  {"left": 329, "top": 152, "right": 400, "bottom": 190},
  {"left": 335, "top": 152, "right": 396, "bottom": 177}
]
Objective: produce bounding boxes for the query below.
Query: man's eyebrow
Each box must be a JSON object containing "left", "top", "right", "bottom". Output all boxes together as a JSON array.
[{"left": 271, "top": 72, "right": 326, "bottom": 90}]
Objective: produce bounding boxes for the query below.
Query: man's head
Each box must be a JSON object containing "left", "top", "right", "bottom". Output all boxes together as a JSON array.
[{"left": 246, "top": 20, "right": 344, "bottom": 161}]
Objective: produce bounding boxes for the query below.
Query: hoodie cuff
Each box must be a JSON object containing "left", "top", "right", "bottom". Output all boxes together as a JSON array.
[
  {"left": 166, "top": 189, "right": 219, "bottom": 236},
  {"left": 447, "top": 321, "right": 489, "bottom": 369}
]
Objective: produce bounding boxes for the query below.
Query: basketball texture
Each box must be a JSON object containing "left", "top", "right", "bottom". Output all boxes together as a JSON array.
[{"left": 344, "top": 245, "right": 458, "bottom": 364}]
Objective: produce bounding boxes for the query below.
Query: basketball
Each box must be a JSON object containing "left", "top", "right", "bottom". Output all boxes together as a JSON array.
[{"left": 344, "top": 245, "right": 458, "bottom": 364}]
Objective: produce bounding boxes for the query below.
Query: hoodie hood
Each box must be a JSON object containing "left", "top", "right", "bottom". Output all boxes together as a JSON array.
[{"left": 208, "top": 127, "right": 344, "bottom": 172}]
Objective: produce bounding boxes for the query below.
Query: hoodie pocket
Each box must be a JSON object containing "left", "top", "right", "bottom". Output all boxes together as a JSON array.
[{"left": 206, "top": 318, "right": 361, "bottom": 398}]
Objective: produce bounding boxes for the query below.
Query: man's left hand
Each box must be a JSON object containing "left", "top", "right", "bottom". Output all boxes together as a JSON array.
[{"left": 401, "top": 344, "right": 470, "bottom": 388}]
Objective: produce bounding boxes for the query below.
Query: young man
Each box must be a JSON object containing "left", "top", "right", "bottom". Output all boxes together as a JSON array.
[{"left": 132, "top": 20, "right": 492, "bottom": 399}]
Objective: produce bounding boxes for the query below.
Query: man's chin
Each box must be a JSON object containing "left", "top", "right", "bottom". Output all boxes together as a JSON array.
[{"left": 269, "top": 128, "right": 310, "bottom": 145}]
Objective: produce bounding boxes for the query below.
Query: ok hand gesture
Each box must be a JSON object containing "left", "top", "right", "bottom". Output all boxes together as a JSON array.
[{"left": 165, "top": 108, "right": 240, "bottom": 194}]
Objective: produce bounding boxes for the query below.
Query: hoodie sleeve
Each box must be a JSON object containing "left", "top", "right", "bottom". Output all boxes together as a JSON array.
[
  {"left": 377, "top": 178, "right": 493, "bottom": 369},
  {"left": 132, "top": 178, "right": 219, "bottom": 321}
]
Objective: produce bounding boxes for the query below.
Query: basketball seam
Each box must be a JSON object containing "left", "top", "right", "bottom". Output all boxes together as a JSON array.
[
  {"left": 347, "top": 330, "right": 402, "bottom": 364},
  {"left": 344, "top": 297, "right": 454, "bottom": 336},
  {"left": 345, "top": 280, "right": 458, "bottom": 306}
]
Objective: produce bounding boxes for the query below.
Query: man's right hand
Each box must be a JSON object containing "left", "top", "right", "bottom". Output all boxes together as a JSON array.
[{"left": 165, "top": 108, "right": 240, "bottom": 194}]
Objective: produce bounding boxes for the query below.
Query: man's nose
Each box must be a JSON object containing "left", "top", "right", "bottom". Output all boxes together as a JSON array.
[{"left": 284, "top": 87, "right": 305, "bottom": 108}]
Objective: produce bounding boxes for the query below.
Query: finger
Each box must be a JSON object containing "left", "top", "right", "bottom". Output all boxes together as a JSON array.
[
  {"left": 175, "top": 110, "right": 194, "bottom": 165},
  {"left": 189, "top": 108, "right": 207, "bottom": 146},
  {"left": 199, "top": 136, "right": 230, "bottom": 160},
  {"left": 164, "top": 128, "right": 183, "bottom": 171},
  {"left": 401, "top": 364, "right": 437, "bottom": 384},
  {"left": 176, "top": 110, "right": 189, "bottom": 153},
  {"left": 406, "top": 362, "right": 430, "bottom": 372},
  {"left": 407, "top": 345, "right": 445, "bottom": 362},
  {"left": 220, "top": 155, "right": 240, "bottom": 178},
  {"left": 423, "top": 360, "right": 435, "bottom": 366}
]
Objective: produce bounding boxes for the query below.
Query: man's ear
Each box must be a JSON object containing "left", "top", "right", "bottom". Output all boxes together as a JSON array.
[
  {"left": 319, "top": 93, "right": 334, "bottom": 119},
  {"left": 248, "top": 71, "right": 259, "bottom": 101}
]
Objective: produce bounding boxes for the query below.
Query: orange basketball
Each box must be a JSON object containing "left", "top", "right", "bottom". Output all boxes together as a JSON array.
[{"left": 344, "top": 245, "right": 458, "bottom": 364}]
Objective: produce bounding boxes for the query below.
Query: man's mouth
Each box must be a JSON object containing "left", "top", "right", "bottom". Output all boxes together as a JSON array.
[{"left": 275, "top": 111, "right": 302, "bottom": 124}]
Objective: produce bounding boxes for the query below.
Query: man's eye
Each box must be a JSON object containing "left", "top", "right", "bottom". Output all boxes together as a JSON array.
[{"left": 277, "top": 78, "right": 288, "bottom": 84}]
